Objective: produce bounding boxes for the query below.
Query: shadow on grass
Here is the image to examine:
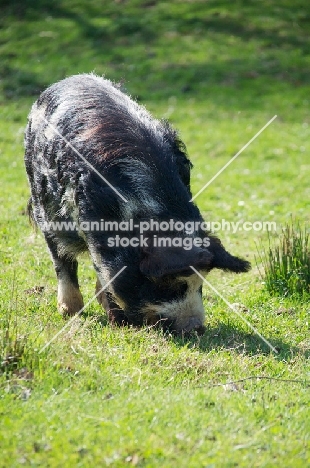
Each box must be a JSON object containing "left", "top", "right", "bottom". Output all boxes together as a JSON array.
[
  {"left": 1, "top": 0, "right": 310, "bottom": 101},
  {"left": 181, "top": 322, "right": 309, "bottom": 361},
  {"left": 4, "top": 0, "right": 310, "bottom": 51},
  {"left": 0, "top": 65, "right": 48, "bottom": 99},
  {"left": 85, "top": 311, "right": 308, "bottom": 361}
]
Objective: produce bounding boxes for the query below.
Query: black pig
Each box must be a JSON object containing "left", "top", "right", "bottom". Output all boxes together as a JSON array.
[{"left": 24, "top": 74, "right": 250, "bottom": 334}]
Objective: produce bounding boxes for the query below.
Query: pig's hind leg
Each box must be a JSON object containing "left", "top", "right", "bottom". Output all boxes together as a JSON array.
[{"left": 45, "top": 235, "right": 84, "bottom": 317}]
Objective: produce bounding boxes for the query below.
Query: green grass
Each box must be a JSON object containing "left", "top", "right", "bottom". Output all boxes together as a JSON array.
[
  {"left": 258, "top": 220, "right": 310, "bottom": 297},
  {"left": 0, "top": 0, "right": 310, "bottom": 466}
]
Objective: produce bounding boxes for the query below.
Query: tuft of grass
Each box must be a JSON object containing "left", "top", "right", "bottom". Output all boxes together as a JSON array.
[
  {"left": 0, "top": 321, "right": 27, "bottom": 375},
  {"left": 1, "top": 277, "right": 26, "bottom": 374},
  {"left": 258, "top": 220, "right": 310, "bottom": 297},
  {"left": 0, "top": 277, "right": 41, "bottom": 381},
  {"left": 0, "top": 308, "right": 39, "bottom": 380}
]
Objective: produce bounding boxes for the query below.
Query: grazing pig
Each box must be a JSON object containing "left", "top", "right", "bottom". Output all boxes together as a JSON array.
[{"left": 24, "top": 73, "right": 250, "bottom": 335}]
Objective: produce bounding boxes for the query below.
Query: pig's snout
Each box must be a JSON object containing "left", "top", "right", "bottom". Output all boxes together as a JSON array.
[{"left": 176, "top": 316, "right": 206, "bottom": 336}]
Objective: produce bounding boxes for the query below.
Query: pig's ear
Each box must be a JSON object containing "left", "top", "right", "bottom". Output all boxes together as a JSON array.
[
  {"left": 140, "top": 246, "right": 213, "bottom": 278},
  {"left": 208, "top": 237, "right": 251, "bottom": 273}
]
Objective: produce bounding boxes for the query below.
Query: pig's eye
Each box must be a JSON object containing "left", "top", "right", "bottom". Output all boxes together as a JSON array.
[
  {"left": 198, "top": 285, "right": 203, "bottom": 295},
  {"left": 142, "top": 279, "right": 189, "bottom": 304},
  {"left": 156, "top": 281, "right": 188, "bottom": 302},
  {"left": 177, "top": 282, "right": 188, "bottom": 297}
]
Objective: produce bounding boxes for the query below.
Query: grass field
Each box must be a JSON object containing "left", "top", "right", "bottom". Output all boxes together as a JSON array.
[{"left": 0, "top": 1, "right": 309, "bottom": 466}]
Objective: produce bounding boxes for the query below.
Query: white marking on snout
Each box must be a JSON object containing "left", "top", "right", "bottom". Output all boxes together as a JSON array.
[{"left": 143, "top": 274, "right": 205, "bottom": 332}]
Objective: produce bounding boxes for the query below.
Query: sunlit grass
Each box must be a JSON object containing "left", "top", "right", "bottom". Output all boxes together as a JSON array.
[{"left": 0, "top": 1, "right": 310, "bottom": 466}]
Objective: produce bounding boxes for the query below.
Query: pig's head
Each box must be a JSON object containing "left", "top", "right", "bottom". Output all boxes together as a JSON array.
[
  {"left": 97, "top": 237, "right": 250, "bottom": 335},
  {"left": 138, "top": 245, "right": 211, "bottom": 334}
]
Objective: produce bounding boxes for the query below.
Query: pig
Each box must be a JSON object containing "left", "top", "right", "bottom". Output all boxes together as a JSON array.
[{"left": 24, "top": 73, "right": 250, "bottom": 335}]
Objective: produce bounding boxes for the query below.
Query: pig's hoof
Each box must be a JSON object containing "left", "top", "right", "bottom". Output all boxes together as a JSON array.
[
  {"left": 58, "top": 283, "right": 84, "bottom": 317},
  {"left": 58, "top": 297, "right": 84, "bottom": 318},
  {"left": 58, "top": 303, "right": 74, "bottom": 317},
  {"left": 181, "top": 317, "right": 206, "bottom": 336},
  {"left": 95, "top": 279, "right": 107, "bottom": 308},
  {"left": 108, "top": 309, "right": 129, "bottom": 327}
]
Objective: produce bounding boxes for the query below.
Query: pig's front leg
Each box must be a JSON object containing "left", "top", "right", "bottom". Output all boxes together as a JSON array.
[
  {"left": 45, "top": 236, "right": 84, "bottom": 317},
  {"left": 95, "top": 278, "right": 129, "bottom": 326}
]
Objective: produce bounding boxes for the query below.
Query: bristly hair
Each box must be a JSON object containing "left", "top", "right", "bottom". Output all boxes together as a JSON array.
[
  {"left": 36, "top": 74, "right": 193, "bottom": 178},
  {"left": 161, "top": 119, "right": 193, "bottom": 190},
  {"left": 26, "top": 197, "right": 37, "bottom": 230}
]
